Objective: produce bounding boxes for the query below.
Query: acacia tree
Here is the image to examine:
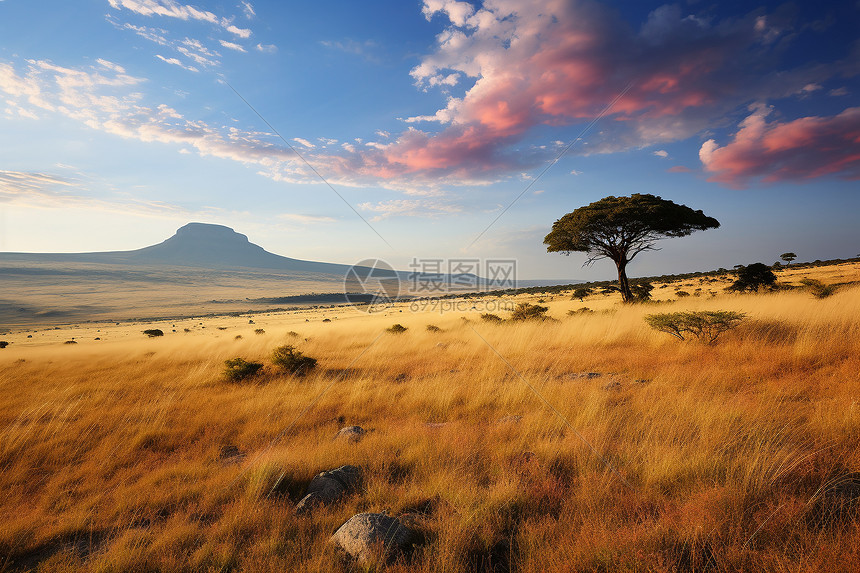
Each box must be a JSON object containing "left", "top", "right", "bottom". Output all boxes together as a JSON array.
[
  {"left": 544, "top": 194, "right": 720, "bottom": 302},
  {"left": 780, "top": 252, "right": 797, "bottom": 265}
]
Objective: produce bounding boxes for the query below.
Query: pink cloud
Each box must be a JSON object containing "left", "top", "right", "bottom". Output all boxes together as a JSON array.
[
  {"left": 700, "top": 106, "right": 860, "bottom": 188},
  {"left": 320, "top": 0, "right": 845, "bottom": 184}
]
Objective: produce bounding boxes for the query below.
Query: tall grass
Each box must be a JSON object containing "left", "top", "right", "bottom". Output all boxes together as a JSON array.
[{"left": 0, "top": 276, "right": 858, "bottom": 571}]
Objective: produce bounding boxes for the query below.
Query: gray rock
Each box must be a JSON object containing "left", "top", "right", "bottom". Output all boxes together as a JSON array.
[
  {"left": 295, "top": 465, "right": 361, "bottom": 514},
  {"left": 334, "top": 425, "right": 366, "bottom": 443},
  {"left": 330, "top": 512, "right": 415, "bottom": 563}
]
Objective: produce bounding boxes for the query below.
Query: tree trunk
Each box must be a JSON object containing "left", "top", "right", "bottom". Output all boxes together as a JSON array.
[{"left": 616, "top": 259, "right": 633, "bottom": 302}]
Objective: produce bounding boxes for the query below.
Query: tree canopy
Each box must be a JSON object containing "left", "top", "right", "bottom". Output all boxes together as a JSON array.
[{"left": 544, "top": 194, "right": 719, "bottom": 302}]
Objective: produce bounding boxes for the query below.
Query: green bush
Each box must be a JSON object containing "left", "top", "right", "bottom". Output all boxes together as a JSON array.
[
  {"left": 270, "top": 345, "right": 317, "bottom": 375},
  {"left": 480, "top": 313, "right": 504, "bottom": 323},
  {"left": 223, "top": 358, "right": 263, "bottom": 381},
  {"left": 571, "top": 287, "right": 592, "bottom": 301},
  {"left": 143, "top": 329, "right": 164, "bottom": 338},
  {"left": 799, "top": 278, "right": 836, "bottom": 299},
  {"left": 510, "top": 302, "right": 550, "bottom": 321},
  {"left": 386, "top": 324, "right": 408, "bottom": 333},
  {"left": 645, "top": 311, "right": 746, "bottom": 343},
  {"left": 727, "top": 263, "right": 777, "bottom": 292}
]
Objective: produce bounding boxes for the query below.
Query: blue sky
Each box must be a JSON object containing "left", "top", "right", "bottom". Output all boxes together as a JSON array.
[{"left": 0, "top": 0, "right": 858, "bottom": 281}]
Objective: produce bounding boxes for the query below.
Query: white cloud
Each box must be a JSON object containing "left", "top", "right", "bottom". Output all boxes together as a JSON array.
[
  {"left": 255, "top": 43, "right": 277, "bottom": 53},
  {"left": 358, "top": 199, "right": 461, "bottom": 221},
  {"left": 155, "top": 54, "right": 199, "bottom": 72},
  {"left": 570, "top": 170, "right": 583, "bottom": 175},
  {"left": 219, "top": 39, "right": 246, "bottom": 52},
  {"left": 240, "top": 1, "right": 255, "bottom": 19},
  {"left": 292, "top": 137, "right": 315, "bottom": 148},
  {"left": 96, "top": 59, "right": 126, "bottom": 74},
  {"left": 277, "top": 213, "right": 336, "bottom": 224},
  {"left": 653, "top": 149, "right": 669, "bottom": 158},
  {"left": 107, "top": 0, "right": 252, "bottom": 38}
]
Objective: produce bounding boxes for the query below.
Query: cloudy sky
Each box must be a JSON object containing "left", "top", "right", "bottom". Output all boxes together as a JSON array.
[{"left": 1, "top": 0, "right": 858, "bottom": 280}]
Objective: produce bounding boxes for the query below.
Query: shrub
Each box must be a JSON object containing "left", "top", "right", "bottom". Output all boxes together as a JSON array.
[
  {"left": 254, "top": 328, "right": 265, "bottom": 335},
  {"left": 386, "top": 324, "right": 408, "bottom": 333},
  {"left": 0, "top": 341, "right": 8, "bottom": 349},
  {"left": 183, "top": 328, "right": 191, "bottom": 333},
  {"left": 223, "top": 358, "right": 263, "bottom": 382},
  {"left": 567, "top": 307, "right": 593, "bottom": 316},
  {"left": 480, "top": 313, "right": 504, "bottom": 323},
  {"left": 630, "top": 281, "right": 654, "bottom": 302},
  {"left": 64, "top": 340, "right": 78, "bottom": 345},
  {"left": 675, "top": 290, "right": 691, "bottom": 297},
  {"left": 727, "top": 263, "right": 777, "bottom": 292},
  {"left": 571, "top": 287, "right": 592, "bottom": 301},
  {"left": 426, "top": 324, "right": 442, "bottom": 332},
  {"left": 143, "top": 329, "right": 164, "bottom": 338},
  {"left": 234, "top": 335, "right": 243, "bottom": 340},
  {"left": 270, "top": 345, "right": 317, "bottom": 375},
  {"left": 800, "top": 278, "right": 836, "bottom": 299},
  {"left": 510, "top": 302, "right": 550, "bottom": 321},
  {"left": 645, "top": 311, "right": 746, "bottom": 343},
  {"left": 322, "top": 318, "right": 332, "bottom": 323},
  {"left": 287, "top": 331, "right": 300, "bottom": 337}
]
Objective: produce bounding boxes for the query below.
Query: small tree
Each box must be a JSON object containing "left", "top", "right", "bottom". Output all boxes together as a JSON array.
[
  {"left": 143, "top": 329, "right": 164, "bottom": 338},
  {"left": 271, "top": 345, "right": 317, "bottom": 375},
  {"left": 571, "top": 287, "right": 592, "bottom": 302},
  {"left": 645, "top": 311, "right": 746, "bottom": 343},
  {"left": 799, "top": 278, "right": 836, "bottom": 299},
  {"left": 780, "top": 252, "right": 797, "bottom": 265},
  {"left": 727, "top": 263, "right": 777, "bottom": 292},
  {"left": 0, "top": 341, "right": 9, "bottom": 349},
  {"left": 223, "top": 358, "right": 263, "bottom": 382},
  {"left": 386, "top": 324, "right": 408, "bottom": 334},
  {"left": 629, "top": 281, "right": 654, "bottom": 302},
  {"left": 510, "top": 302, "right": 550, "bottom": 321},
  {"left": 544, "top": 194, "right": 719, "bottom": 302}
]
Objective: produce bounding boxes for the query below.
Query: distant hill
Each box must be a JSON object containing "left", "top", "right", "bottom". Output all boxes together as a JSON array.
[{"left": 0, "top": 222, "right": 359, "bottom": 274}]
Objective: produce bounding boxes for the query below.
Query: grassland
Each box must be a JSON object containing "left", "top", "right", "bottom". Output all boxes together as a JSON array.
[{"left": 1, "top": 262, "right": 859, "bottom": 572}]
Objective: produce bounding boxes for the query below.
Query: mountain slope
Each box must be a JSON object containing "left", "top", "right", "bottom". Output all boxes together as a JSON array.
[{"left": 0, "top": 222, "right": 358, "bottom": 274}]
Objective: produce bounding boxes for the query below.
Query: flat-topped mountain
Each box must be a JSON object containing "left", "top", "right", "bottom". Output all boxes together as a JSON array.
[{"left": 0, "top": 222, "right": 357, "bottom": 274}]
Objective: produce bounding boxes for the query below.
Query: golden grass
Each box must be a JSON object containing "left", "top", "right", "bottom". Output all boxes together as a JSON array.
[{"left": 1, "top": 266, "right": 859, "bottom": 571}]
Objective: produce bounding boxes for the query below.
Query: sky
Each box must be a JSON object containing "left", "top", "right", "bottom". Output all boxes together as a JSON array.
[{"left": 0, "top": 0, "right": 858, "bottom": 281}]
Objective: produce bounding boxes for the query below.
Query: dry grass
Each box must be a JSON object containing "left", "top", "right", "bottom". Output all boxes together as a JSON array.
[{"left": 1, "top": 265, "right": 859, "bottom": 571}]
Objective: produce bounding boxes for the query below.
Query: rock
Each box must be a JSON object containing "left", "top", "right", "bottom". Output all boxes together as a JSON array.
[
  {"left": 334, "top": 425, "right": 366, "bottom": 443},
  {"left": 218, "top": 444, "right": 244, "bottom": 465},
  {"left": 330, "top": 512, "right": 415, "bottom": 564},
  {"left": 295, "top": 465, "right": 361, "bottom": 514}
]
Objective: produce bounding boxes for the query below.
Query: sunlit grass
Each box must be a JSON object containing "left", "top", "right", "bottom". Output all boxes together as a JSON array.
[{"left": 1, "top": 265, "right": 859, "bottom": 571}]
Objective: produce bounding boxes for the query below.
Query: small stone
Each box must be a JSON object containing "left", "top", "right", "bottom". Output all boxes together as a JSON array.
[
  {"left": 330, "top": 512, "right": 415, "bottom": 564},
  {"left": 295, "top": 465, "right": 362, "bottom": 514},
  {"left": 334, "top": 425, "right": 366, "bottom": 443}
]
